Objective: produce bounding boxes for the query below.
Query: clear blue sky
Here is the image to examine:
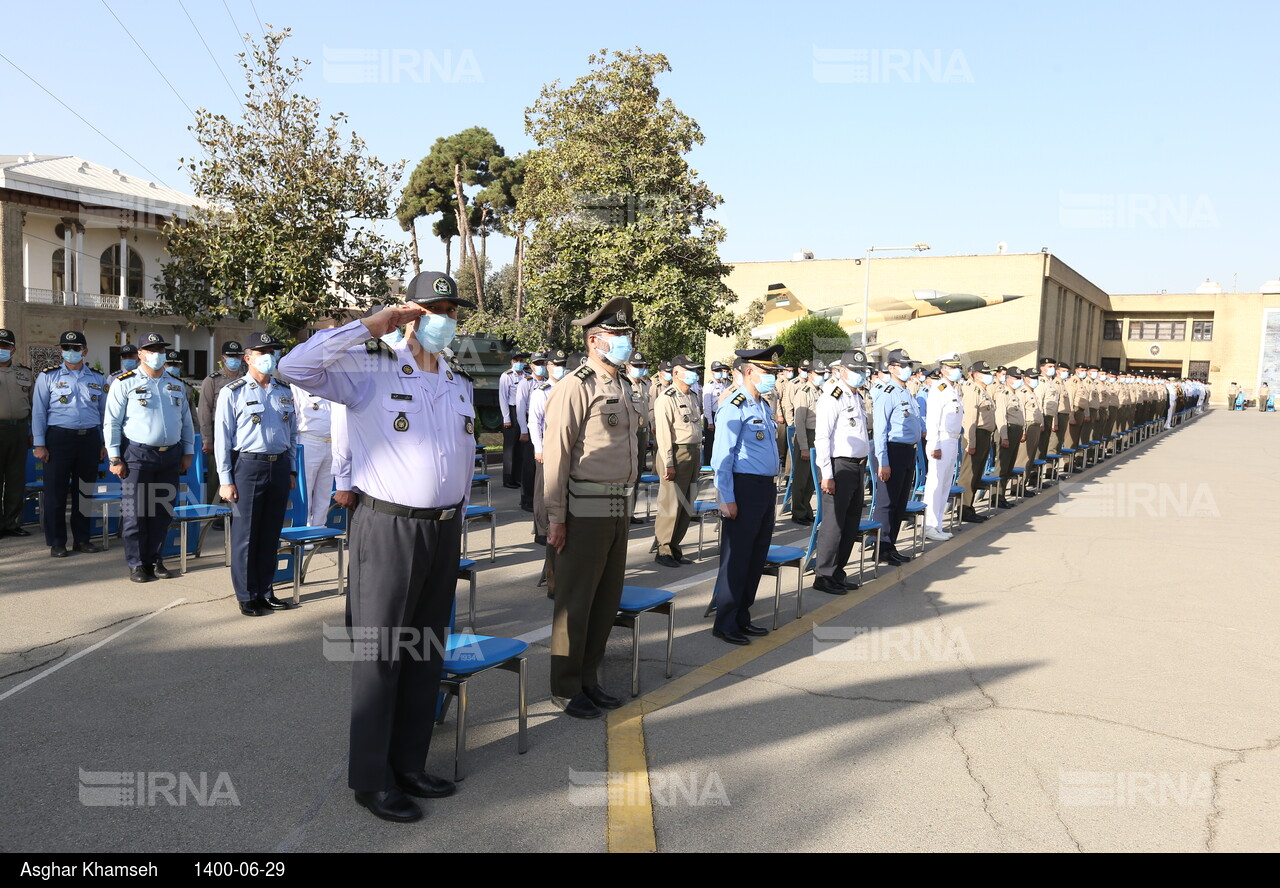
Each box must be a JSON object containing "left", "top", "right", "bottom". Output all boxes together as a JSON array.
[{"left": 4, "top": 0, "right": 1277, "bottom": 294}]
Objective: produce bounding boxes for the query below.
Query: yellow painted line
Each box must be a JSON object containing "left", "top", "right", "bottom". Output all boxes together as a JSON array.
[{"left": 605, "top": 423, "right": 1178, "bottom": 852}]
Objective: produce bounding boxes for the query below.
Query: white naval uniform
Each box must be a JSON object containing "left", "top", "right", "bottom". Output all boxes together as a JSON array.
[
  {"left": 924, "top": 379, "right": 964, "bottom": 532},
  {"left": 291, "top": 384, "right": 334, "bottom": 526}
]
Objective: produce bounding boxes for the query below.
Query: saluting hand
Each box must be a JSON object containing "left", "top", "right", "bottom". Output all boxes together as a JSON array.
[{"left": 360, "top": 304, "right": 425, "bottom": 339}]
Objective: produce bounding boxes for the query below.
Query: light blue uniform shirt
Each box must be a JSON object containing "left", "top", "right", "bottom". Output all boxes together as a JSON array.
[
  {"left": 214, "top": 376, "right": 299, "bottom": 483},
  {"left": 873, "top": 379, "right": 924, "bottom": 466},
  {"left": 103, "top": 370, "right": 195, "bottom": 457},
  {"left": 31, "top": 364, "right": 108, "bottom": 445},
  {"left": 711, "top": 388, "right": 780, "bottom": 504}
]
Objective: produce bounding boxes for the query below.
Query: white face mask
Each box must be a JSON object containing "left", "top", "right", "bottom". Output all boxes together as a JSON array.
[
  {"left": 550, "top": 365, "right": 566, "bottom": 380},
  {"left": 1058, "top": 371, "right": 1069, "bottom": 380}
]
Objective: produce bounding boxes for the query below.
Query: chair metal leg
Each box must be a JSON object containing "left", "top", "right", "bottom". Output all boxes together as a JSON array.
[
  {"left": 663, "top": 604, "right": 674, "bottom": 678},
  {"left": 631, "top": 616, "right": 641, "bottom": 697},
  {"left": 454, "top": 679, "right": 468, "bottom": 781},
  {"left": 180, "top": 522, "right": 189, "bottom": 575},
  {"left": 795, "top": 562, "right": 804, "bottom": 619},
  {"left": 468, "top": 571, "right": 477, "bottom": 630},
  {"left": 292, "top": 544, "right": 302, "bottom": 605},
  {"left": 772, "top": 569, "right": 782, "bottom": 630},
  {"left": 516, "top": 658, "right": 528, "bottom": 754},
  {"left": 488, "top": 517, "right": 495, "bottom": 563}
]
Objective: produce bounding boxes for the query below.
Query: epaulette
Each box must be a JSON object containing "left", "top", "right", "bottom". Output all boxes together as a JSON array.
[
  {"left": 41, "top": 365, "right": 58, "bottom": 374},
  {"left": 573, "top": 364, "right": 594, "bottom": 381},
  {"left": 731, "top": 392, "right": 746, "bottom": 407},
  {"left": 453, "top": 366, "right": 474, "bottom": 382},
  {"left": 207, "top": 371, "right": 222, "bottom": 379},
  {"left": 226, "top": 378, "right": 248, "bottom": 391},
  {"left": 364, "top": 338, "right": 395, "bottom": 358},
  {"left": 665, "top": 387, "right": 679, "bottom": 397},
  {"left": 117, "top": 370, "right": 137, "bottom": 381},
  {"left": 939, "top": 382, "right": 948, "bottom": 391},
  {"left": 538, "top": 381, "right": 552, "bottom": 391},
  {"left": 828, "top": 386, "right": 843, "bottom": 399}
]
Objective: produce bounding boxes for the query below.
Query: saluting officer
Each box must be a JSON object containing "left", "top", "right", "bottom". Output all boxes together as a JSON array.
[
  {"left": 543, "top": 297, "right": 641, "bottom": 719},
  {"left": 104, "top": 332, "right": 194, "bottom": 582},
  {"left": 32, "top": 330, "right": 108, "bottom": 557},
  {"left": 0, "top": 328, "right": 35, "bottom": 538},
  {"left": 873, "top": 349, "right": 922, "bottom": 564},
  {"left": 653, "top": 353, "right": 704, "bottom": 568},
  {"left": 709, "top": 345, "right": 784, "bottom": 645},
  {"left": 199, "top": 341, "right": 245, "bottom": 507},
  {"left": 280, "top": 271, "right": 474, "bottom": 823},
  {"left": 813, "top": 349, "right": 872, "bottom": 594},
  {"left": 959, "top": 360, "right": 996, "bottom": 524},
  {"left": 923, "top": 357, "right": 965, "bottom": 541},
  {"left": 215, "top": 331, "right": 298, "bottom": 617}
]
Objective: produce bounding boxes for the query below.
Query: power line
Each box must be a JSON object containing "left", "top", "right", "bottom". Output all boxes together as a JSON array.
[
  {"left": 219, "top": 0, "right": 251, "bottom": 52},
  {"left": 176, "top": 0, "right": 244, "bottom": 112},
  {"left": 248, "top": 0, "right": 267, "bottom": 33},
  {"left": 99, "top": 0, "right": 195, "bottom": 118},
  {"left": 0, "top": 51, "right": 170, "bottom": 187}
]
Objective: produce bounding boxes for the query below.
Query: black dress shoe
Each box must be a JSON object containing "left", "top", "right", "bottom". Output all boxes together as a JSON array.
[
  {"left": 50, "top": 545, "right": 68, "bottom": 558},
  {"left": 961, "top": 508, "right": 988, "bottom": 524},
  {"left": 72, "top": 541, "right": 102, "bottom": 554},
  {"left": 629, "top": 516, "right": 645, "bottom": 525},
  {"left": 395, "top": 771, "right": 456, "bottom": 799},
  {"left": 740, "top": 623, "right": 769, "bottom": 637},
  {"left": 520, "top": 504, "right": 534, "bottom": 513},
  {"left": 878, "top": 549, "right": 909, "bottom": 565},
  {"left": 997, "top": 497, "right": 1013, "bottom": 509},
  {"left": 1023, "top": 489, "right": 1038, "bottom": 497},
  {"left": 655, "top": 554, "right": 681, "bottom": 568},
  {"left": 354, "top": 789, "right": 423, "bottom": 823},
  {"left": 503, "top": 483, "right": 521, "bottom": 489},
  {"left": 7, "top": 527, "right": 30, "bottom": 537},
  {"left": 582, "top": 684, "right": 624, "bottom": 710},
  {"left": 792, "top": 515, "right": 814, "bottom": 526},
  {"left": 841, "top": 578, "right": 861, "bottom": 591},
  {"left": 261, "top": 595, "right": 296, "bottom": 610},
  {"left": 238, "top": 600, "right": 269, "bottom": 616},
  {"left": 151, "top": 561, "right": 174, "bottom": 579},
  {"left": 712, "top": 629, "right": 750, "bottom": 645},
  {"left": 552, "top": 692, "right": 603, "bottom": 719},
  {"left": 813, "top": 576, "right": 847, "bottom": 595},
  {"left": 130, "top": 565, "right": 154, "bottom": 583}
]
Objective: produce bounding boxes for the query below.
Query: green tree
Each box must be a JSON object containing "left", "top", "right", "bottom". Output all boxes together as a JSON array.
[
  {"left": 735, "top": 297, "right": 770, "bottom": 349},
  {"left": 519, "top": 48, "right": 739, "bottom": 360},
  {"left": 397, "top": 127, "right": 506, "bottom": 308},
  {"left": 773, "top": 316, "right": 850, "bottom": 364},
  {"left": 152, "top": 28, "right": 407, "bottom": 340}
]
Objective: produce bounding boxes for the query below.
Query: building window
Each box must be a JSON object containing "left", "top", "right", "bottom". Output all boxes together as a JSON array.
[
  {"left": 51, "top": 248, "right": 76, "bottom": 292},
  {"left": 1103, "top": 320, "right": 1123, "bottom": 340},
  {"left": 1100, "top": 357, "right": 1121, "bottom": 373},
  {"left": 100, "top": 245, "right": 144, "bottom": 299},
  {"left": 1192, "top": 321, "right": 1214, "bottom": 341},
  {"left": 1128, "top": 321, "right": 1186, "bottom": 341},
  {"left": 1188, "top": 360, "right": 1209, "bottom": 380}
]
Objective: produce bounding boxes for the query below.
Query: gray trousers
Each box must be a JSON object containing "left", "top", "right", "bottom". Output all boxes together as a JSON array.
[
  {"left": 656, "top": 444, "right": 699, "bottom": 558},
  {"left": 347, "top": 500, "right": 460, "bottom": 792}
]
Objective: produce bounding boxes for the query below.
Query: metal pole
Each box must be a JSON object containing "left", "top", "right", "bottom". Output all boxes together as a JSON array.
[{"left": 863, "top": 247, "right": 872, "bottom": 348}]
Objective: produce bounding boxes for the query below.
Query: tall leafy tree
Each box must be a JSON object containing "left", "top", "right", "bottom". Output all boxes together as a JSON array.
[
  {"left": 773, "top": 316, "right": 850, "bottom": 364},
  {"left": 519, "top": 48, "right": 739, "bottom": 362},
  {"left": 152, "top": 28, "right": 407, "bottom": 339}
]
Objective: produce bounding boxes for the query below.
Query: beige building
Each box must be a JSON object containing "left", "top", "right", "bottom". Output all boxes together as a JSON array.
[
  {"left": 0, "top": 154, "right": 254, "bottom": 376},
  {"left": 709, "top": 252, "right": 1279, "bottom": 404}
]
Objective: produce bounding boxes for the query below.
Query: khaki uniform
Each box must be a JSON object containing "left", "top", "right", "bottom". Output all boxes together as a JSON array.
[
  {"left": 0, "top": 361, "right": 35, "bottom": 532},
  {"left": 544, "top": 357, "right": 641, "bottom": 698},
  {"left": 1259, "top": 384, "right": 1271, "bottom": 412},
  {"left": 199, "top": 370, "right": 244, "bottom": 503},
  {"left": 1018, "top": 384, "right": 1043, "bottom": 484},
  {"left": 1035, "top": 376, "right": 1062, "bottom": 459},
  {"left": 653, "top": 384, "right": 702, "bottom": 559},
  {"left": 994, "top": 385, "right": 1024, "bottom": 493},
  {"left": 959, "top": 379, "right": 996, "bottom": 507},
  {"left": 1063, "top": 375, "right": 1089, "bottom": 452},
  {"left": 790, "top": 379, "right": 821, "bottom": 522}
]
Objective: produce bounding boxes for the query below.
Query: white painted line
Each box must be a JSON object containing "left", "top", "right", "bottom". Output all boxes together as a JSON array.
[{"left": 0, "top": 599, "right": 186, "bottom": 703}]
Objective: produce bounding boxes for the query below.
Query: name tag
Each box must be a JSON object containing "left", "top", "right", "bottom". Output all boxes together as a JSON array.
[{"left": 390, "top": 392, "right": 413, "bottom": 401}]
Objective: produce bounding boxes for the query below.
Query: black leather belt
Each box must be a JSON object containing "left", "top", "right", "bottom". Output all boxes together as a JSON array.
[
  {"left": 132, "top": 442, "right": 178, "bottom": 452},
  {"left": 360, "top": 494, "right": 460, "bottom": 521},
  {"left": 834, "top": 456, "right": 867, "bottom": 464},
  {"left": 52, "top": 426, "right": 95, "bottom": 436},
  {"left": 236, "top": 451, "right": 286, "bottom": 462}
]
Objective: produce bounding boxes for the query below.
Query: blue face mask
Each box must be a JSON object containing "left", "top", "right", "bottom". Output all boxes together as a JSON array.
[
  {"left": 895, "top": 365, "right": 912, "bottom": 382},
  {"left": 946, "top": 368, "right": 962, "bottom": 382},
  {"left": 551, "top": 365, "right": 566, "bottom": 381},
  {"left": 381, "top": 329, "right": 404, "bottom": 346},
  {"left": 166, "top": 365, "right": 182, "bottom": 378},
  {"left": 755, "top": 373, "right": 777, "bottom": 394},
  {"left": 595, "top": 334, "right": 633, "bottom": 367},
  {"left": 253, "top": 353, "right": 277, "bottom": 376},
  {"left": 681, "top": 370, "right": 699, "bottom": 386},
  {"left": 62, "top": 349, "right": 84, "bottom": 365},
  {"left": 0, "top": 349, "right": 11, "bottom": 363},
  {"left": 415, "top": 313, "right": 457, "bottom": 354},
  {"left": 847, "top": 371, "right": 866, "bottom": 388},
  {"left": 142, "top": 350, "right": 166, "bottom": 371},
  {"left": 1010, "top": 379, "right": 1023, "bottom": 390},
  {"left": 533, "top": 365, "right": 547, "bottom": 378},
  {"left": 512, "top": 362, "right": 525, "bottom": 372},
  {"left": 629, "top": 367, "right": 646, "bottom": 379},
  {"left": 662, "top": 371, "right": 672, "bottom": 382},
  {"left": 223, "top": 357, "right": 242, "bottom": 372},
  {"left": 119, "top": 358, "right": 138, "bottom": 371},
  {"left": 981, "top": 373, "right": 995, "bottom": 386}
]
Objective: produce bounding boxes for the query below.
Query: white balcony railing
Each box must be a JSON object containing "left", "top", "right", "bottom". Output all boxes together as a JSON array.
[{"left": 24, "top": 287, "right": 161, "bottom": 311}]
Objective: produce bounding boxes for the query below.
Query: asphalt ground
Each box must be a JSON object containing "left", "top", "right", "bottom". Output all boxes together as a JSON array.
[{"left": 1, "top": 408, "right": 1277, "bottom": 853}]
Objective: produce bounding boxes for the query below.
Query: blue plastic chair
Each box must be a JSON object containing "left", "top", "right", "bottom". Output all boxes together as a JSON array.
[
  {"left": 436, "top": 595, "right": 529, "bottom": 781},
  {"left": 979, "top": 447, "right": 1002, "bottom": 514},
  {"left": 471, "top": 473, "right": 491, "bottom": 507},
  {"left": 23, "top": 448, "right": 43, "bottom": 526},
  {"left": 170, "top": 437, "right": 232, "bottom": 573},
  {"left": 780, "top": 425, "right": 797, "bottom": 511},
  {"left": 276, "top": 443, "right": 347, "bottom": 604},
  {"left": 638, "top": 472, "right": 661, "bottom": 521},
  {"left": 614, "top": 585, "right": 676, "bottom": 696},
  {"left": 694, "top": 500, "right": 721, "bottom": 560},
  {"left": 463, "top": 503, "right": 496, "bottom": 562}
]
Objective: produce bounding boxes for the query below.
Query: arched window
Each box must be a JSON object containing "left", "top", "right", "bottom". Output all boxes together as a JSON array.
[
  {"left": 51, "top": 248, "right": 76, "bottom": 292},
  {"left": 100, "top": 245, "right": 144, "bottom": 298}
]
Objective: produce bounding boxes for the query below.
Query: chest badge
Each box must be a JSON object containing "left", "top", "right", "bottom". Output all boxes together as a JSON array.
[
  {"left": 464, "top": 419, "right": 474, "bottom": 435},
  {"left": 393, "top": 413, "right": 410, "bottom": 432},
  {"left": 607, "top": 414, "right": 619, "bottom": 427},
  {"left": 755, "top": 430, "right": 765, "bottom": 440},
  {"left": 251, "top": 415, "right": 262, "bottom": 425},
  {"left": 139, "top": 399, "right": 148, "bottom": 407},
  {"left": 59, "top": 396, "right": 69, "bottom": 404},
  {"left": 401, "top": 364, "right": 413, "bottom": 376}
]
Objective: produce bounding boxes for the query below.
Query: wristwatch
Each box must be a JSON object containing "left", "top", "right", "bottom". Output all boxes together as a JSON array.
[{"left": 110, "top": 458, "right": 123, "bottom": 466}]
